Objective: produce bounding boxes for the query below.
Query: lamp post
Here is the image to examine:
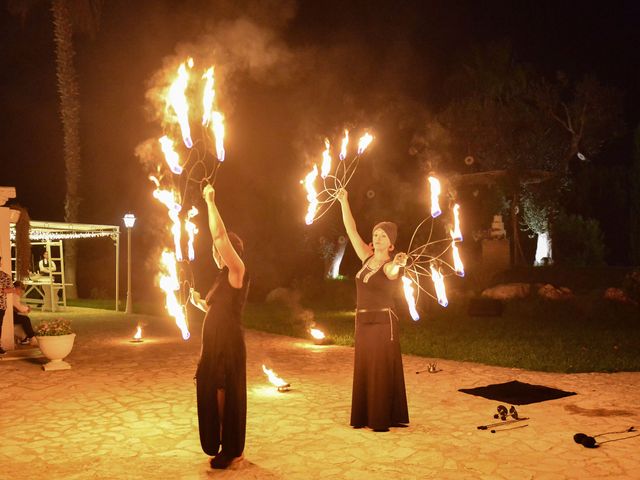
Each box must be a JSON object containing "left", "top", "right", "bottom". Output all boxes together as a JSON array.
[{"left": 123, "top": 213, "right": 136, "bottom": 314}]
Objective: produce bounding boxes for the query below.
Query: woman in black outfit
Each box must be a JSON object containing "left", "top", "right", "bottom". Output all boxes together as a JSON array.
[
  {"left": 336, "top": 188, "right": 409, "bottom": 432},
  {"left": 194, "top": 184, "right": 249, "bottom": 469}
]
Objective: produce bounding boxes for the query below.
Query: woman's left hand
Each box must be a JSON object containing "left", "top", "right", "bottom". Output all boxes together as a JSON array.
[
  {"left": 203, "top": 184, "right": 215, "bottom": 204},
  {"left": 393, "top": 252, "right": 408, "bottom": 267}
]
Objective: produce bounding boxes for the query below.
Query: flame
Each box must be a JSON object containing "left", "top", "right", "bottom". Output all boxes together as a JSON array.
[
  {"left": 357, "top": 132, "right": 373, "bottom": 154},
  {"left": 430, "top": 265, "right": 448, "bottom": 307},
  {"left": 149, "top": 176, "right": 184, "bottom": 261},
  {"left": 310, "top": 328, "right": 326, "bottom": 340},
  {"left": 320, "top": 138, "right": 332, "bottom": 179},
  {"left": 428, "top": 176, "right": 442, "bottom": 218},
  {"left": 211, "top": 111, "right": 225, "bottom": 161},
  {"left": 451, "top": 241, "right": 465, "bottom": 277},
  {"left": 133, "top": 326, "right": 142, "bottom": 340},
  {"left": 158, "top": 136, "right": 183, "bottom": 175},
  {"left": 158, "top": 250, "right": 190, "bottom": 340},
  {"left": 339, "top": 129, "right": 349, "bottom": 160},
  {"left": 167, "top": 60, "right": 193, "bottom": 148},
  {"left": 303, "top": 165, "right": 319, "bottom": 225},
  {"left": 201, "top": 67, "right": 215, "bottom": 126},
  {"left": 262, "top": 364, "right": 289, "bottom": 388},
  {"left": 402, "top": 276, "right": 420, "bottom": 321},
  {"left": 450, "top": 204, "right": 463, "bottom": 241},
  {"left": 185, "top": 206, "right": 199, "bottom": 261}
]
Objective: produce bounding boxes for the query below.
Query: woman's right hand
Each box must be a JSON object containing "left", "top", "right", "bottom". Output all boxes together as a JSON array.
[
  {"left": 203, "top": 184, "right": 215, "bottom": 204},
  {"left": 335, "top": 188, "right": 348, "bottom": 204}
]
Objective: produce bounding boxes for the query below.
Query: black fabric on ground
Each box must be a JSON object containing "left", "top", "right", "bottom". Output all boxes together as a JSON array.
[{"left": 459, "top": 380, "right": 576, "bottom": 405}]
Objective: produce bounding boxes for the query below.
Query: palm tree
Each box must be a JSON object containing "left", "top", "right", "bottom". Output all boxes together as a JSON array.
[{"left": 9, "top": 0, "right": 102, "bottom": 298}]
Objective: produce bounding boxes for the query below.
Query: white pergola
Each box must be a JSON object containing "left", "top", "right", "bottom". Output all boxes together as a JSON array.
[{"left": 10, "top": 220, "right": 122, "bottom": 312}]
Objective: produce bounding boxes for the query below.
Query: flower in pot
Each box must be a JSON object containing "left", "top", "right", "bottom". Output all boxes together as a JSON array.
[{"left": 35, "top": 318, "right": 76, "bottom": 371}]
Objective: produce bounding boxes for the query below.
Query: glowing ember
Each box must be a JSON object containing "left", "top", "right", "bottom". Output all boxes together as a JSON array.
[
  {"left": 402, "top": 276, "right": 420, "bottom": 321},
  {"left": 303, "top": 165, "right": 319, "bottom": 225},
  {"left": 167, "top": 60, "right": 193, "bottom": 148},
  {"left": 201, "top": 67, "right": 215, "bottom": 126},
  {"left": 428, "top": 176, "right": 442, "bottom": 218},
  {"left": 339, "top": 129, "right": 349, "bottom": 160},
  {"left": 210, "top": 111, "right": 225, "bottom": 161},
  {"left": 262, "top": 364, "right": 290, "bottom": 392},
  {"left": 158, "top": 135, "right": 183, "bottom": 175},
  {"left": 450, "top": 204, "right": 463, "bottom": 241},
  {"left": 451, "top": 241, "right": 465, "bottom": 277},
  {"left": 357, "top": 132, "right": 373, "bottom": 154},
  {"left": 158, "top": 249, "right": 190, "bottom": 340},
  {"left": 133, "top": 326, "right": 142, "bottom": 339},
  {"left": 320, "top": 138, "right": 332, "bottom": 179},
  {"left": 430, "top": 265, "right": 448, "bottom": 307},
  {"left": 185, "top": 206, "right": 199, "bottom": 261}
]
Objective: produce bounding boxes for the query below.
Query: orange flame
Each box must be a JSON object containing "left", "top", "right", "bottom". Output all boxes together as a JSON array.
[
  {"left": 201, "top": 67, "right": 215, "bottom": 126},
  {"left": 158, "top": 249, "right": 190, "bottom": 340},
  {"left": 451, "top": 241, "right": 465, "bottom": 277},
  {"left": 320, "top": 138, "right": 332, "bottom": 179},
  {"left": 428, "top": 176, "right": 442, "bottom": 218},
  {"left": 149, "top": 176, "right": 184, "bottom": 261},
  {"left": 402, "top": 276, "right": 420, "bottom": 321},
  {"left": 133, "top": 326, "right": 142, "bottom": 340},
  {"left": 339, "top": 129, "right": 349, "bottom": 160},
  {"left": 450, "top": 204, "right": 463, "bottom": 241},
  {"left": 167, "top": 60, "right": 193, "bottom": 148},
  {"left": 158, "top": 135, "right": 183, "bottom": 175},
  {"left": 357, "top": 132, "right": 373, "bottom": 154},
  {"left": 262, "top": 364, "right": 289, "bottom": 389},
  {"left": 430, "top": 265, "right": 448, "bottom": 307},
  {"left": 303, "top": 165, "right": 319, "bottom": 225},
  {"left": 211, "top": 111, "right": 225, "bottom": 161},
  {"left": 185, "top": 206, "right": 199, "bottom": 261},
  {"left": 310, "top": 328, "right": 325, "bottom": 340}
]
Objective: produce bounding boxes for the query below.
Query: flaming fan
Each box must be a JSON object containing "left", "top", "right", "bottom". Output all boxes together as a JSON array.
[
  {"left": 401, "top": 176, "right": 465, "bottom": 321},
  {"left": 146, "top": 57, "right": 227, "bottom": 339},
  {"left": 302, "top": 130, "right": 374, "bottom": 225}
]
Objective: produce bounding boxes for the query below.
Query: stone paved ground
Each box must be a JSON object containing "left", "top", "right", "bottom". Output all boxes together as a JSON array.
[{"left": 1, "top": 307, "right": 639, "bottom": 479}]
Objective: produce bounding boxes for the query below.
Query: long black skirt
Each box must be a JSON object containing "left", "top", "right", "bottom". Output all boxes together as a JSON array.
[
  {"left": 196, "top": 340, "right": 247, "bottom": 457},
  {"left": 350, "top": 311, "right": 409, "bottom": 430}
]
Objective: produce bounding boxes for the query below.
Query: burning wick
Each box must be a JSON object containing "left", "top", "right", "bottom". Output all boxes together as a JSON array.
[
  {"left": 130, "top": 326, "right": 143, "bottom": 343},
  {"left": 262, "top": 364, "right": 290, "bottom": 392},
  {"left": 310, "top": 327, "right": 330, "bottom": 345}
]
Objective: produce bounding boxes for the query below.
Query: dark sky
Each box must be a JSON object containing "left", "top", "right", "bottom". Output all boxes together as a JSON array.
[{"left": 1, "top": 0, "right": 639, "bottom": 292}]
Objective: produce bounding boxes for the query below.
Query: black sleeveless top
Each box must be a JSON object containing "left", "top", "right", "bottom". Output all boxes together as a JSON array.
[{"left": 355, "top": 256, "right": 400, "bottom": 310}]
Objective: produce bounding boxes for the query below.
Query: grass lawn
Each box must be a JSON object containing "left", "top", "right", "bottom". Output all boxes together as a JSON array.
[{"left": 69, "top": 292, "right": 639, "bottom": 374}]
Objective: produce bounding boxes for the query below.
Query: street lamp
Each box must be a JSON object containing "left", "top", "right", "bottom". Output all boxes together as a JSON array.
[{"left": 123, "top": 213, "right": 136, "bottom": 314}]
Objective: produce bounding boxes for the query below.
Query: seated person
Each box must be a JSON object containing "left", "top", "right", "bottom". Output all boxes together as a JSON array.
[
  {"left": 38, "top": 251, "right": 57, "bottom": 276},
  {"left": 12, "top": 281, "right": 36, "bottom": 345}
]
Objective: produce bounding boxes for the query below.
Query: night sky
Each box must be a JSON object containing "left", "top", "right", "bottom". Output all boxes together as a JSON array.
[{"left": 1, "top": 0, "right": 639, "bottom": 296}]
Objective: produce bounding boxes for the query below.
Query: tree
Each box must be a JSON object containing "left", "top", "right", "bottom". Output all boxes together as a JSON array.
[
  {"left": 423, "top": 42, "right": 624, "bottom": 266},
  {"left": 9, "top": 0, "right": 102, "bottom": 297}
]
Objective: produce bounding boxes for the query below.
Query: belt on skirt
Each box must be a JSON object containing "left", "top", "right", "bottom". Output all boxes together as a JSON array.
[{"left": 355, "top": 307, "right": 398, "bottom": 340}]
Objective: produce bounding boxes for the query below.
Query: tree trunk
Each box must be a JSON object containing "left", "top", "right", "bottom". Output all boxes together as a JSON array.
[
  {"left": 510, "top": 192, "right": 526, "bottom": 266},
  {"left": 324, "top": 236, "right": 347, "bottom": 279},
  {"left": 52, "top": 0, "right": 81, "bottom": 298},
  {"left": 534, "top": 231, "right": 553, "bottom": 266}
]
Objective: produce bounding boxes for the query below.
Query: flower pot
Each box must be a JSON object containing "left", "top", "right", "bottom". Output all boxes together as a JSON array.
[{"left": 36, "top": 333, "right": 76, "bottom": 371}]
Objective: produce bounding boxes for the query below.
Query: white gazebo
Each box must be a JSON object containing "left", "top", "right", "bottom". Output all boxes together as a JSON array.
[{"left": 1, "top": 215, "right": 122, "bottom": 352}]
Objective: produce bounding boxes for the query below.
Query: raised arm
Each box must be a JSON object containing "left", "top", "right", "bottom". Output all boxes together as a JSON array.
[
  {"left": 336, "top": 189, "right": 373, "bottom": 262},
  {"left": 203, "top": 185, "right": 245, "bottom": 289}
]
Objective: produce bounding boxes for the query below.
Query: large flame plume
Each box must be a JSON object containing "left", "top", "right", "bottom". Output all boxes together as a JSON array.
[
  {"left": 303, "top": 165, "right": 319, "bottom": 225},
  {"left": 158, "top": 250, "right": 190, "bottom": 340},
  {"left": 402, "top": 276, "right": 420, "bottom": 321},
  {"left": 167, "top": 60, "right": 193, "bottom": 148},
  {"left": 357, "top": 132, "right": 373, "bottom": 154},
  {"left": 320, "top": 138, "right": 332, "bottom": 179},
  {"left": 339, "top": 129, "right": 349, "bottom": 160},
  {"left": 428, "top": 176, "right": 441, "bottom": 218},
  {"left": 430, "top": 265, "right": 448, "bottom": 307},
  {"left": 450, "top": 204, "right": 463, "bottom": 241}
]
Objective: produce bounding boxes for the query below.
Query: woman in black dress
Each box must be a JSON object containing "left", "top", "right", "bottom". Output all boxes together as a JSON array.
[
  {"left": 194, "top": 184, "right": 249, "bottom": 469},
  {"left": 336, "top": 188, "right": 409, "bottom": 431}
]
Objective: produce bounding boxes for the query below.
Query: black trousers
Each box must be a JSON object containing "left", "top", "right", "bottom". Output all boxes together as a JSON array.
[{"left": 0, "top": 309, "right": 35, "bottom": 338}]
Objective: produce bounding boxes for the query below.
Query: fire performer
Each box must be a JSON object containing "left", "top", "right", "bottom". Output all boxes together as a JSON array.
[
  {"left": 336, "top": 188, "right": 410, "bottom": 431},
  {"left": 195, "top": 184, "right": 249, "bottom": 469}
]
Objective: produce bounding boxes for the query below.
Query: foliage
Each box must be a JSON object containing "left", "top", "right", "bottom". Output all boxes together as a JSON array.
[
  {"left": 622, "top": 269, "right": 640, "bottom": 304},
  {"left": 36, "top": 317, "right": 73, "bottom": 336},
  {"left": 552, "top": 211, "right": 605, "bottom": 266}
]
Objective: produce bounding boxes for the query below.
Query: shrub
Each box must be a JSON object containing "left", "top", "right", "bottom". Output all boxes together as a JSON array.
[
  {"left": 36, "top": 318, "right": 73, "bottom": 336},
  {"left": 552, "top": 212, "right": 606, "bottom": 266}
]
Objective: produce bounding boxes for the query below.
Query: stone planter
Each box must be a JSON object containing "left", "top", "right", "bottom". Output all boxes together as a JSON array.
[{"left": 36, "top": 333, "right": 76, "bottom": 371}]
